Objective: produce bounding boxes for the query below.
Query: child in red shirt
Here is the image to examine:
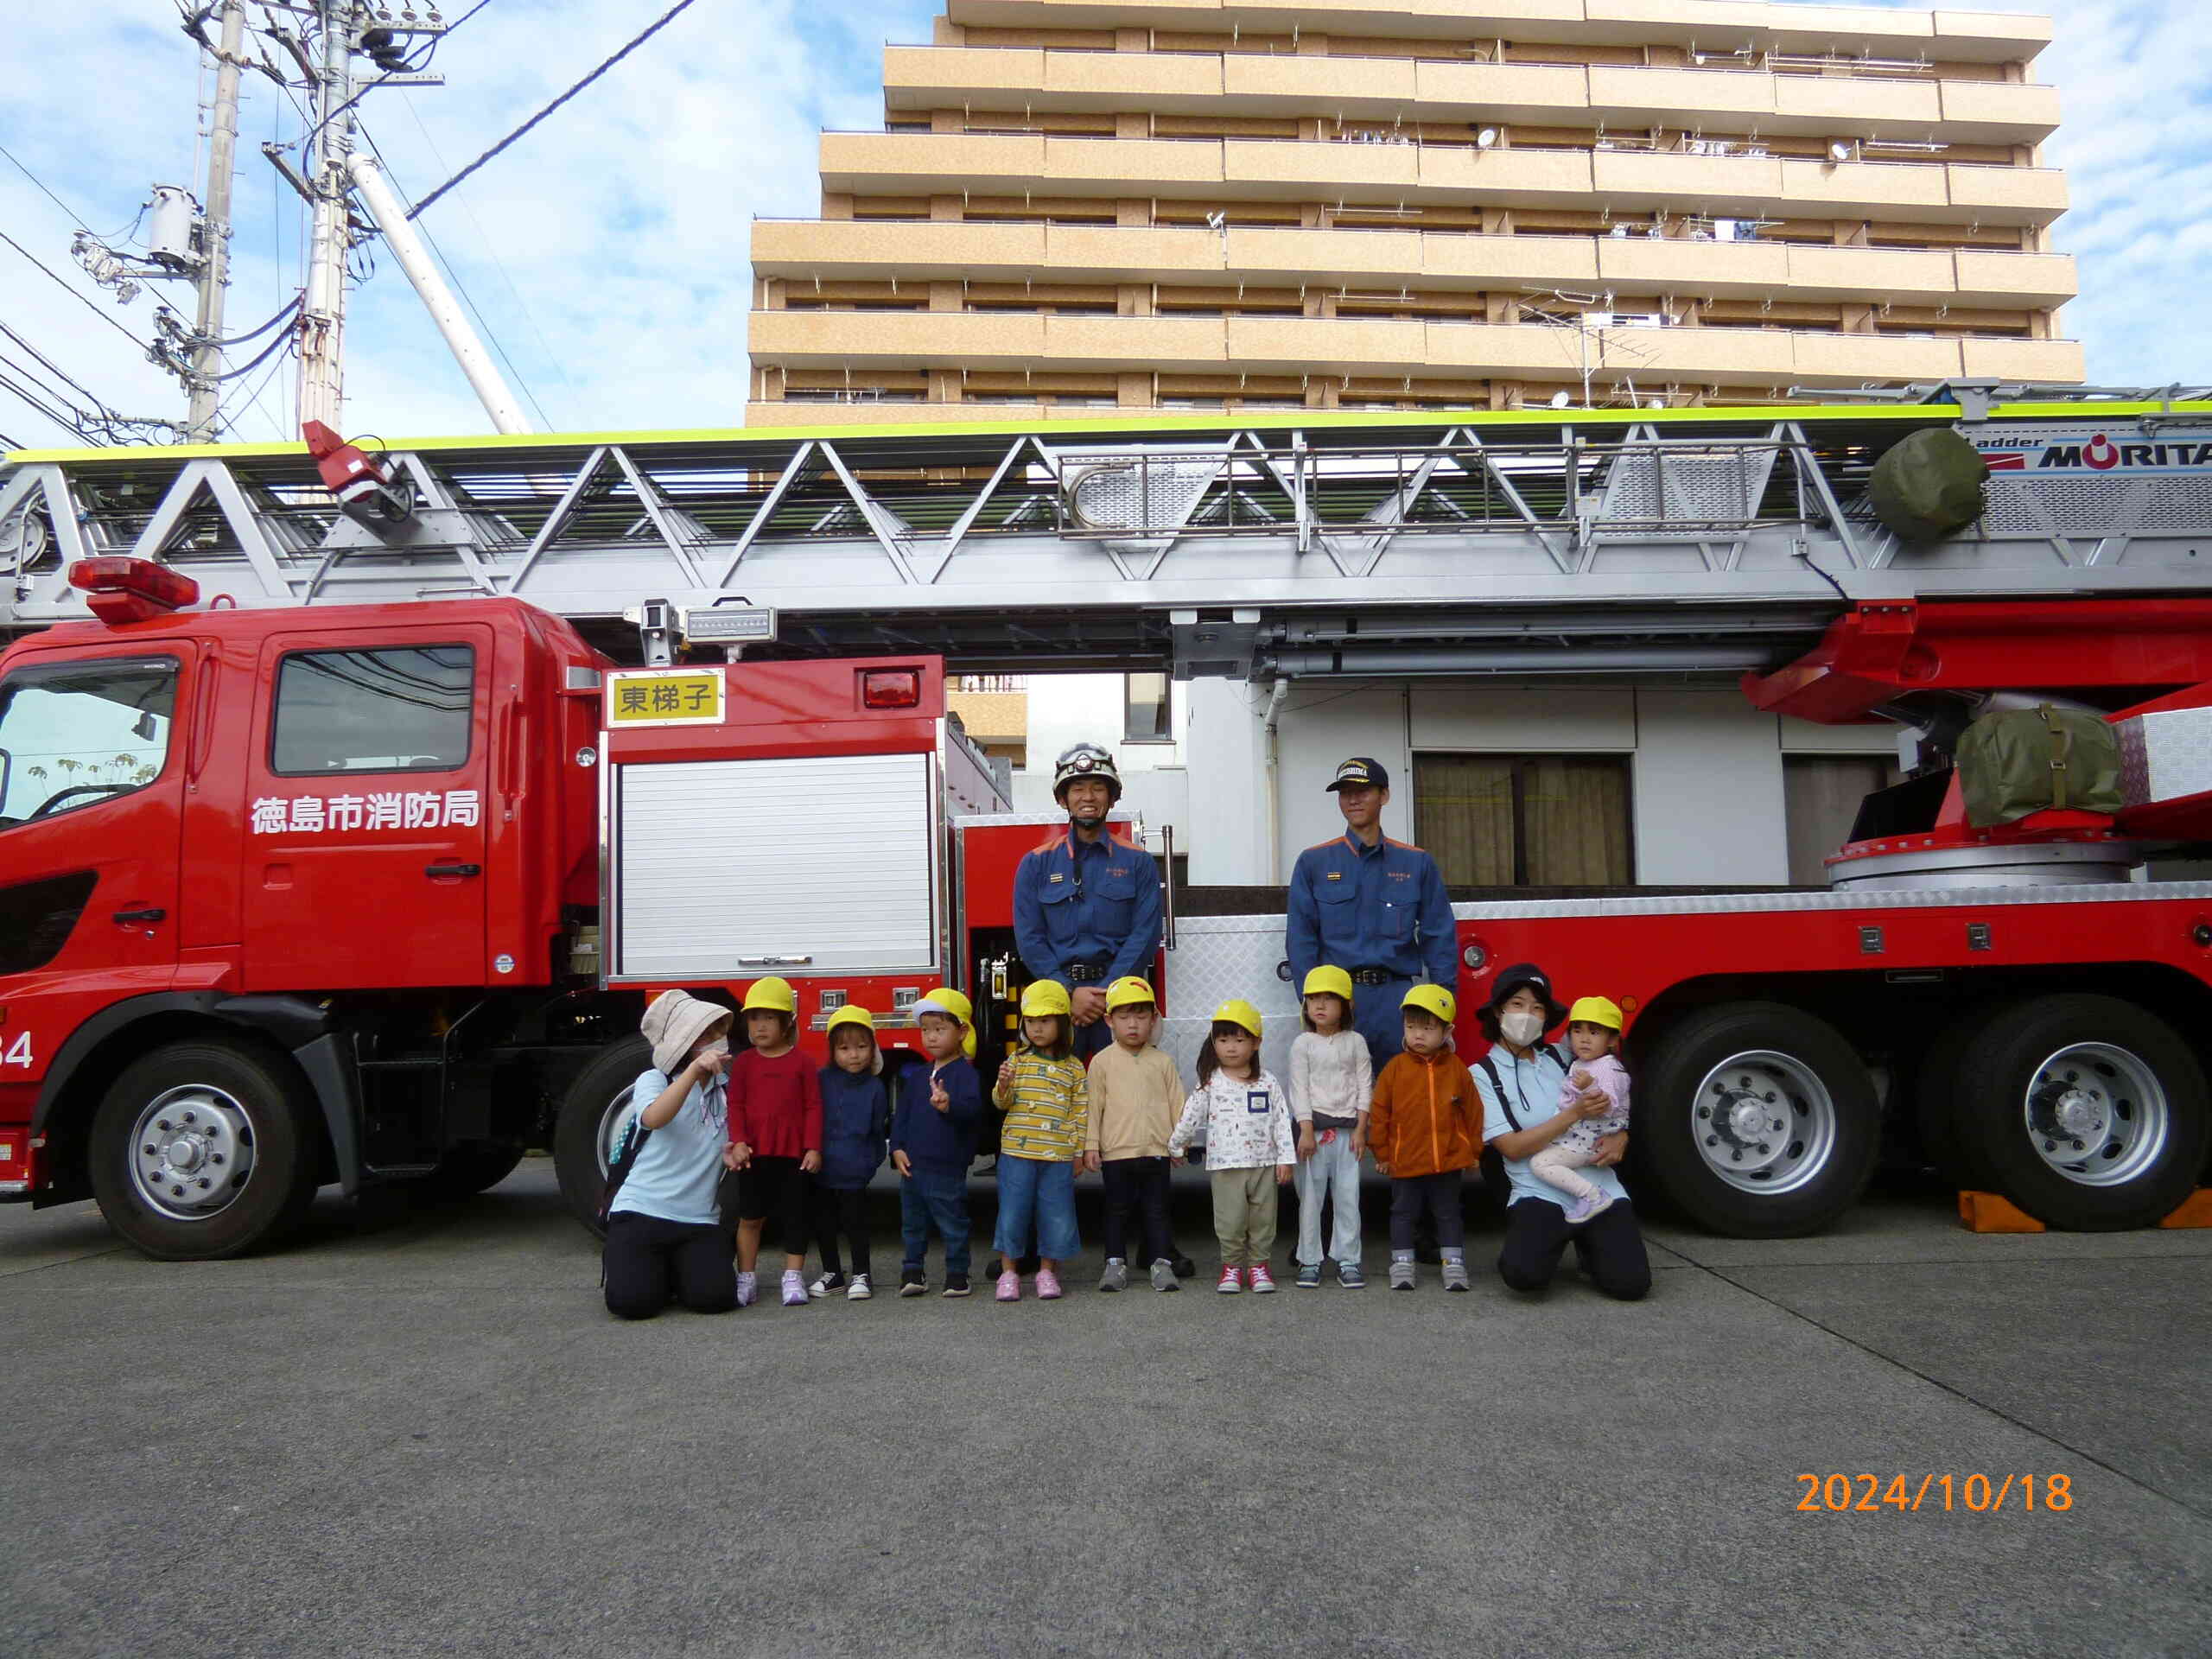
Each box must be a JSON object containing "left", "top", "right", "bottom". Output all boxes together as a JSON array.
[{"left": 722, "top": 976, "right": 823, "bottom": 1306}]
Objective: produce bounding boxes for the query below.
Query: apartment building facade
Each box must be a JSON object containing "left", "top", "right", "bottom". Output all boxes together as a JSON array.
[{"left": 747, "top": 0, "right": 2080, "bottom": 422}]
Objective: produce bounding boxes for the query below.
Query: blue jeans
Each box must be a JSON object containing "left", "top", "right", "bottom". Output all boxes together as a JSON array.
[
  {"left": 900, "top": 1170, "right": 971, "bottom": 1276},
  {"left": 992, "top": 1154, "right": 1080, "bottom": 1261}
]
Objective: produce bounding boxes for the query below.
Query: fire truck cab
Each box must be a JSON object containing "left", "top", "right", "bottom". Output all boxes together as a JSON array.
[{"left": 0, "top": 557, "right": 1015, "bottom": 1258}]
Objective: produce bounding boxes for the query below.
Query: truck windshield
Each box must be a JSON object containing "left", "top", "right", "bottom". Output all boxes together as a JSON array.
[{"left": 0, "top": 657, "right": 176, "bottom": 828}]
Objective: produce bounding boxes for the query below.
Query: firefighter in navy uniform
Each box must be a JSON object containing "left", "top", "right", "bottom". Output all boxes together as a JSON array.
[
  {"left": 1286, "top": 756, "right": 1459, "bottom": 1066},
  {"left": 1012, "top": 743, "right": 1164, "bottom": 1064}
]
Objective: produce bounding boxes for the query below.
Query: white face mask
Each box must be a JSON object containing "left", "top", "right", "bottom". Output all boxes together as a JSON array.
[{"left": 1498, "top": 1009, "right": 1547, "bottom": 1046}]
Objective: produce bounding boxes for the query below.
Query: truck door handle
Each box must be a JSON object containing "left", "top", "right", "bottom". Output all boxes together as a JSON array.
[
  {"left": 424, "top": 862, "right": 482, "bottom": 879},
  {"left": 112, "top": 907, "right": 168, "bottom": 925}
]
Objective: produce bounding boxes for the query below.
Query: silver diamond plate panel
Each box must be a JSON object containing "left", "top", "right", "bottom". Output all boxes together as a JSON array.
[
  {"left": 2116, "top": 709, "right": 2212, "bottom": 809},
  {"left": 1599, "top": 448, "right": 1758, "bottom": 522},
  {"left": 2142, "top": 477, "right": 2212, "bottom": 531},
  {"left": 1160, "top": 915, "right": 1299, "bottom": 1085}
]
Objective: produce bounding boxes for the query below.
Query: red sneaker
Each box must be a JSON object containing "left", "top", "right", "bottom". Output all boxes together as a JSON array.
[
  {"left": 1248, "top": 1263, "right": 1277, "bottom": 1294},
  {"left": 1216, "top": 1265, "right": 1243, "bottom": 1294}
]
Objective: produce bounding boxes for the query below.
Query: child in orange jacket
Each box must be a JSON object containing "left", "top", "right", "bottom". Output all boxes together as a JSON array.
[{"left": 1368, "top": 985, "right": 1480, "bottom": 1292}]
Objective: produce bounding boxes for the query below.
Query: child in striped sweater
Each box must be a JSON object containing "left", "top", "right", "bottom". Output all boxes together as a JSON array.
[{"left": 989, "top": 979, "right": 1090, "bottom": 1301}]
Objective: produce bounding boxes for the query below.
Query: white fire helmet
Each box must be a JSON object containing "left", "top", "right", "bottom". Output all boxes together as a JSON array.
[{"left": 1052, "top": 741, "right": 1122, "bottom": 803}]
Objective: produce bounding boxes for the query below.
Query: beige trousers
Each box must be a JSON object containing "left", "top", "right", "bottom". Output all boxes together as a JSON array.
[{"left": 1209, "top": 1166, "right": 1277, "bottom": 1267}]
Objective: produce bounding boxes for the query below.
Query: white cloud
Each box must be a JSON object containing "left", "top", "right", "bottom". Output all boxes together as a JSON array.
[{"left": 1, "top": 0, "right": 2203, "bottom": 451}]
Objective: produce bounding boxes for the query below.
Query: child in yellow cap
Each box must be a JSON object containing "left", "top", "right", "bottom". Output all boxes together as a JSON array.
[
  {"left": 1530, "top": 996, "right": 1631, "bottom": 1225},
  {"left": 893, "top": 988, "right": 983, "bottom": 1297},
  {"left": 1084, "top": 975, "right": 1185, "bottom": 1293},
  {"left": 1168, "top": 1000, "right": 1296, "bottom": 1294},
  {"left": 990, "top": 980, "right": 1090, "bottom": 1302}
]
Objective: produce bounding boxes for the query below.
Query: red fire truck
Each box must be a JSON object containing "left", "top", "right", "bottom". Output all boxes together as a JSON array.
[{"left": 2, "top": 559, "right": 2208, "bottom": 1256}]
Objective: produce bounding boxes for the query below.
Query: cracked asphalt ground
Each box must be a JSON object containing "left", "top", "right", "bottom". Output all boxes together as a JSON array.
[{"left": 4, "top": 1161, "right": 2209, "bottom": 1658}]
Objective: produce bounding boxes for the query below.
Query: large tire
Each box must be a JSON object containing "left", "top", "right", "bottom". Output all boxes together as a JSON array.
[
  {"left": 1636, "top": 1001, "right": 1881, "bottom": 1237},
  {"left": 87, "top": 1040, "right": 321, "bottom": 1260},
  {"left": 1911, "top": 1002, "right": 2005, "bottom": 1187},
  {"left": 553, "top": 1035, "right": 652, "bottom": 1237},
  {"left": 1952, "top": 994, "right": 2209, "bottom": 1231}
]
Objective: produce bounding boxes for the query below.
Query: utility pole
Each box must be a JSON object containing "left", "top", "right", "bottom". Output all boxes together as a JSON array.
[
  {"left": 297, "top": 0, "right": 359, "bottom": 431},
  {"left": 184, "top": 0, "right": 249, "bottom": 441}
]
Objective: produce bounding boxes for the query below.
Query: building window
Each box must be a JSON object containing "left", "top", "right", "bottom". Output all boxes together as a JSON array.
[
  {"left": 1124, "top": 673, "right": 1173, "bottom": 743},
  {"left": 1413, "top": 753, "right": 1631, "bottom": 886},
  {"left": 1783, "top": 754, "right": 1903, "bottom": 887}
]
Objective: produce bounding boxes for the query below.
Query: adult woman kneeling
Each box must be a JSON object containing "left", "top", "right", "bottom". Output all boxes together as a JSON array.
[
  {"left": 603, "top": 989, "right": 741, "bottom": 1319},
  {"left": 1471, "top": 963, "right": 1651, "bottom": 1300}
]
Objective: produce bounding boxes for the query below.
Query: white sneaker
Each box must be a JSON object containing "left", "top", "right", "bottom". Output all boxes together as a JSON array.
[
  {"left": 734, "top": 1271, "right": 758, "bottom": 1307},
  {"left": 846, "top": 1274, "right": 872, "bottom": 1300},
  {"left": 780, "top": 1269, "right": 809, "bottom": 1306},
  {"left": 807, "top": 1271, "right": 845, "bottom": 1300}
]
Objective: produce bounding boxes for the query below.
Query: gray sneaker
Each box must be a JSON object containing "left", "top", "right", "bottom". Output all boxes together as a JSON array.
[
  {"left": 1440, "top": 1257, "right": 1471, "bottom": 1293},
  {"left": 1389, "top": 1259, "right": 1416, "bottom": 1291},
  {"left": 1098, "top": 1257, "right": 1128, "bottom": 1294},
  {"left": 1149, "top": 1258, "right": 1179, "bottom": 1292},
  {"left": 1338, "top": 1262, "right": 1365, "bottom": 1288}
]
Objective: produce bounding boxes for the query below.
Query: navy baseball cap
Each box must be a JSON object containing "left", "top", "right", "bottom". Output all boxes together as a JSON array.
[{"left": 1325, "top": 756, "right": 1390, "bottom": 792}]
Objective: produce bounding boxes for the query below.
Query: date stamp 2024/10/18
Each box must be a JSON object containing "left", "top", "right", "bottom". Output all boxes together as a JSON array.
[{"left": 1796, "top": 1474, "right": 2073, "bottom": 1513}]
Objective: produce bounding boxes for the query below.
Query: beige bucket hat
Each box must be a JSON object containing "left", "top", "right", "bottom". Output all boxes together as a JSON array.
[{"left": 642, "top": 989, "right": 731, "bottom": 1076}]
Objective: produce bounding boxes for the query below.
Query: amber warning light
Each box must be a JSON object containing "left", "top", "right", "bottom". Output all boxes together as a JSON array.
[
  {"left": 68, "top": 557, "right": 200, "bottom": 626},
  {"left": 861, "top": 669, "right": 922, "bottom": 709}
]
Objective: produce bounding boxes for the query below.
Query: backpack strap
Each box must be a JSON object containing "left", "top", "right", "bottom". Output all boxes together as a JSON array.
[
  {"left": 597, "top": 1080, "right": 653, "bottom": 1223},
  {"left": 1477, "top": 1053, "right": 1522, "bottom": 1135}
]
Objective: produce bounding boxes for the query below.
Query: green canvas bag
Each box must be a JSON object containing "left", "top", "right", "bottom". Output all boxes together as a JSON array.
[{"left": 1955, "top": 705, "right": 2124, "bottom": 827}]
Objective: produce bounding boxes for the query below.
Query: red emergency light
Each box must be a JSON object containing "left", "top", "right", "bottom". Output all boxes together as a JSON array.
[
  {"left": 67, "top": 556, "right": 200, "bottom": 626},
  {"left": 861, "top": 669, "right": 922, "bottom": 709}
]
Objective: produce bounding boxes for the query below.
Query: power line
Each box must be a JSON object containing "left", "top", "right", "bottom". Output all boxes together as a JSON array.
[
  {"left": 0, "top": 229, "right": 156, "bottom": 353},
  {"left": 0, "top": 140, "right": 114, "bottom": 235},
  {"left": 293, "top": 0, "right": 498, "bottom": 155},
  {"left": 0, "top": 316, "right": 108, "bottom": 408},
  {"left": 407, "top": 0, "right": 702, "bottom": 222}
]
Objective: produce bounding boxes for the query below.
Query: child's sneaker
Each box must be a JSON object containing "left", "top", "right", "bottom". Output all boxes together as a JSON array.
[
  {"left": 1150, "top": 1258, "right": 1179, "bottom": 1292},
  {"left": 1098, "top": 1258, "right": 1128, "bottom": 1294},
  {"left": 780, "top": 1270, "right": 808, "bottom": 1306},
  {"left": 1248, "top": 1263, "right": 1277, "bottom": 1294},
  {"left": 1216, "top": 1265, "right": 1243, "bottom": 1294},
  {"left": 1441, "top": 1257, "right": 1471, "bottom": 1293},
  {"left": 1567, "top": 1191, "right": 1615, "bottom": 1225},
  {"left": 807, "top": 1271, "right": 845, "bottom": 1300},
  {"left": 735, "top": 1270, "right": 759, "bottom": 1307},
  {"left": 899, "top": 1269, "right": 926, "bottom": 1297},
  {"left": 1389, "top": 1260, "right": 1416, "bottom": 1291},
  {"left": 846, "top": 1274, "right": 873, "bottom": 1300},
  {"left": 1035, "top": 1268, "right": 1064, "bottom": 1300},
  {"left": 942, "top": 1273, "right": 971, "bottom": 1298},
  {"left": 995, "top": 1271, "right": 1020, "bottom": 1302},
  {"left": 1338, "top": 1262, "right": 1366, "bottom": 1288},
  {"left": 1294, "top": 1262, "right": 1322, "bottom": 1289}
]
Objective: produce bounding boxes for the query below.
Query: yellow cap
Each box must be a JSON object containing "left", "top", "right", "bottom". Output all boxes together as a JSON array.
[
  {"left": 1019, "top": 980, "right": 1071, "bottom": 1018},
  {"left": 1211, "top": 999, "right": 1263, "bottom": 1039},
  {"left": 742, "top": 976, "right": 797, "bottom": 1014},
  {"left": 1301, "top": 965, "right": 1355, "bottom": 1004},
  {"left": 825, "top": 1005, "right": 875, "bottom": 1039},
  {"left": 1104, "top": 975, "right": 1156, "bottom": 1011},
  {"left": 915, "top": 987, "right": 976, "bottom": 1058},
  {"left": 1402, "top": 984, "right": 1457, "bottom": 1025},
  {"left": 1567, "top": 995, "right": 1624, "bottom": 1032}
]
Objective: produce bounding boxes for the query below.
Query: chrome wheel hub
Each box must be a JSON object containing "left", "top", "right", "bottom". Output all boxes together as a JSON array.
[
  {"left": 2024, "top": 1044, "right": 2167, "bottom": 1186},
  {"left": 130, "top": 1085, "right": 256, "bottom": 1222},
  {"left": 1691, "top": 1051, "right": 1838, "bottom": 1195}
]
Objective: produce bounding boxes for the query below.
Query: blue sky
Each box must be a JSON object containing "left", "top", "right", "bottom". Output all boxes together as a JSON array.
[{"left": 0, "top": 0, "right": 2202, "bottom": 448}]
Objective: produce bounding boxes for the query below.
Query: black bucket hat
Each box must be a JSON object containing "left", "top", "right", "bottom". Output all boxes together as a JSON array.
[{"left": 1484, "top": 961, "right": 1569, "bottom": 1031}]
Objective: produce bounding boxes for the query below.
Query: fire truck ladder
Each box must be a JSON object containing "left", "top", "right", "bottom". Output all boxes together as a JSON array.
[{"left": 4, "top": 384, "right": 2209, "bottom": 677}]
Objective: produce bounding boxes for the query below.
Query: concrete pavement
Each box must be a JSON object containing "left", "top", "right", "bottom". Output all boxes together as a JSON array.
[{"left": 3, "top": 1164, "right": 2207, "bottom": 1658}]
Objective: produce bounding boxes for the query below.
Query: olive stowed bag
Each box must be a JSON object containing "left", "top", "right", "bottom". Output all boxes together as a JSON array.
[{"left": 1955, "top": 704, "right": 2123, "bottom": 827}]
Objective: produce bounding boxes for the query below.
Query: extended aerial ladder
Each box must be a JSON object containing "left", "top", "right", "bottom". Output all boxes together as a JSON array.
[{"left": 4, "top": 383, "right": 2210, "bottom": 680}]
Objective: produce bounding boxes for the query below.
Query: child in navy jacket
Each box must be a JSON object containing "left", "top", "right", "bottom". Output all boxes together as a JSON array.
[
  {"left": 810, "top": 1006, "right": 893, "bottom": 1301},
  {"left": 892, "top": 988, "right": 984, "bottom": 1296}
]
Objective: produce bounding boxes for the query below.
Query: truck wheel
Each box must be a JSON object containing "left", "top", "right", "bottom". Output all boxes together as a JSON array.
[
  {"left": 87, "top": 1041, "right": 320, "bottom": 1260},
  {"left": 418, "top": 1144, "right": 528, "bottom": 1200},
  {"left": 1637, "top": 1002, "right": 1880, "bottom": 1237},
  {"left": 1912, "top": 1004, "right": 2005, "bottom": 1188},
  {"left": 554, "top": 1035, "right": 652, "bottom": 1237},
  {"left": 1953, "top": 995, "right": 2210, "bottom": 1230}
]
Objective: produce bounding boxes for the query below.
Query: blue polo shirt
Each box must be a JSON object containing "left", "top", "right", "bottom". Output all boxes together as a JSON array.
[
  {"left": 1013, "top": 828, "right": 1163, "bottom": 985},
  {"left": 1285, "top": 832, "right": 1458, "bottom": 986},
  {"left": 1471, "top": 1045, "right": 1630, "bottom": 1211},
  {"left": 609, "top": 1068, "right": 728, "bottom": 1228}
]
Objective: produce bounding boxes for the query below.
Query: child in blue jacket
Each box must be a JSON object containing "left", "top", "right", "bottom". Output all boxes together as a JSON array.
[
  {"left": 809, "top": 1005, "right": 892, "bottom": 1301},
  {"left": 892, "top": 988, "right": 984, "bottom": 1297}
]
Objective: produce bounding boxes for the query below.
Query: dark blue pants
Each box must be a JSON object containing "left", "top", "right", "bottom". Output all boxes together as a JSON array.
[
  {"left": 1351, "top": 978, "right": 1416, "bottom": 1066},
  {"left": 899, "top": 1170, "right": 971, "bottom": 1276}
]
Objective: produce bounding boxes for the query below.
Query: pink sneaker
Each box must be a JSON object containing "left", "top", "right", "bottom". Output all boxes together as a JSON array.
[
  {"left": 1035, "top": 1268, "right": 1063, "bottom": 1300},
  {"left": 1248, "top": 1263, "right": 1277, "bottom": 1294},
  {"left": 1216, "top": 1265, "right": 1243, "bottom": 1294},
  {"left": 995, "top": 1271, "right": 1020, "bottom": 1302}
]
